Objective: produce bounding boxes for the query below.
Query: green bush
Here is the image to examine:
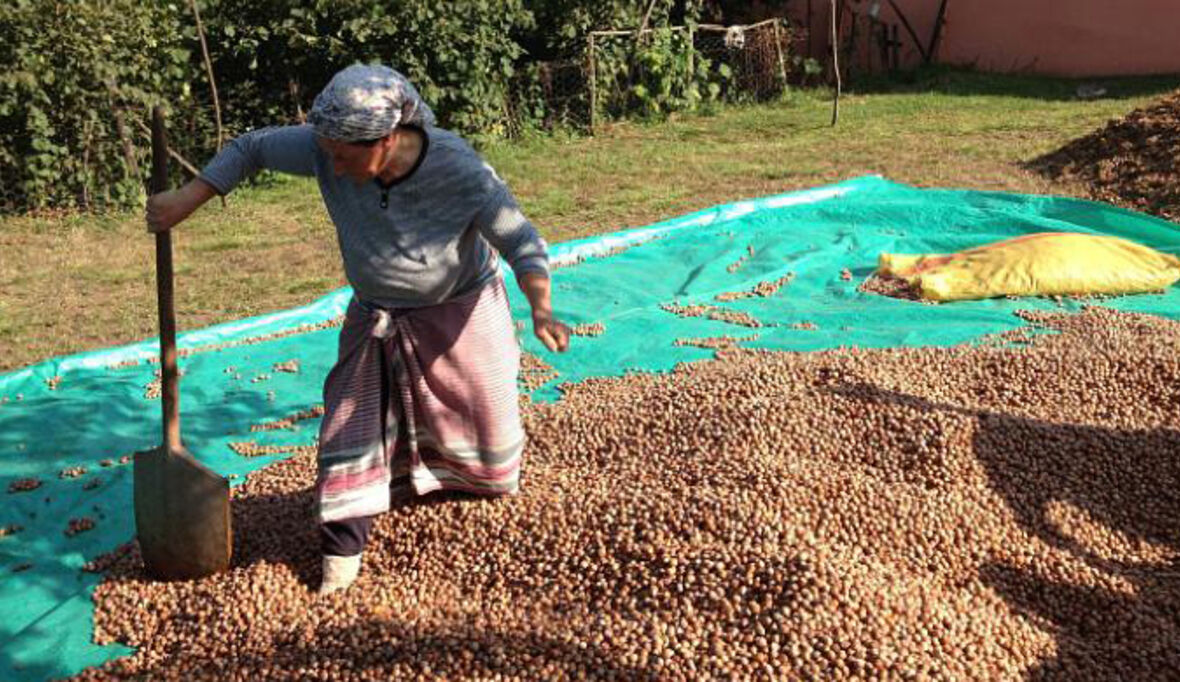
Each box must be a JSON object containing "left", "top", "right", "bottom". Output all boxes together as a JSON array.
[
  {"left": 0, "top": 0, "right": 194, "bottom": 212},
  {"left": 0, "top": 0, "right": 535, "bottom": 213},
  {"left": 593, "top": 27, "right": 711, "bottom": 120},
  {"left": 523, "top": 0, "right": 693, "bottom": 59},
  {"left": 197, "top": 0, "right": 534, "bottom": 136},
  {"left": 0, "top": 0, "right": 791, "bottom": 214}
]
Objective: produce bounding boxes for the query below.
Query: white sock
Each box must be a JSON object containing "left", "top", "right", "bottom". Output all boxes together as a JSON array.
[{"left": 318, "top": 553, "right": 362, "bottom": 596}]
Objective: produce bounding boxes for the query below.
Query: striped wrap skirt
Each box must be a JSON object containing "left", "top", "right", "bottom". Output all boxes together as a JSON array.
[{"left": 315, "top": 277, "right": 524, "bottom": 525}]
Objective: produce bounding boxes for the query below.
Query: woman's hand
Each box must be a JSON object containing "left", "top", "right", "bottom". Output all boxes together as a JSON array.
[
  {"left": 532, "top": 309, "right": 571, "bottom": 353},
  {"left": 146, "top": 180, "right": 217, "bottom": 233},
  {"left": 517, "top": 272, "right": 569, "bottom": 353}
]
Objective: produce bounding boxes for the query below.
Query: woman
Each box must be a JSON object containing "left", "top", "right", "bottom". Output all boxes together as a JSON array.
[{"left": 147, "top": 64, "right": 570, "bottom": 594}]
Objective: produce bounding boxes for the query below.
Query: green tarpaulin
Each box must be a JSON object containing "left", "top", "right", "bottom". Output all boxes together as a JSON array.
[{"left": 2, "top": 176, "right": 1178, "bottom": 680}]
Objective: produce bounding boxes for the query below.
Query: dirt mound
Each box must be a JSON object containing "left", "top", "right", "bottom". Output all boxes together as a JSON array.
[{"left": 1027, "top": 90, "right": 1180, "bottom": 222}]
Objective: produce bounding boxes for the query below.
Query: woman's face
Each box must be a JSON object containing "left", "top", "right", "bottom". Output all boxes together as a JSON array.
[{"left": 317, "top": 135, "right": 395, "bottom": 184}]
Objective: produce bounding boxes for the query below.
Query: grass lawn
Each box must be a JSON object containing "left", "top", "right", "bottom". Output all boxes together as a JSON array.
[{"left": 2, "top": 68, "right": 1178, "bottom": 372}]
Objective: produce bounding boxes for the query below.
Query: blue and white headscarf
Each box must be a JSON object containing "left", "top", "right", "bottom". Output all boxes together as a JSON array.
[{"left": 308, "top": 64, "right": 436, "bottom": 142}]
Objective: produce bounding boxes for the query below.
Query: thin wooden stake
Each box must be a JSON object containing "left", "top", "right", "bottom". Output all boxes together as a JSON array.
[
  {"left": 637, "top": 0, "right": 660, "bottom": 44},
  {"left": 884, "top": 0, "right": 929, "bottom": 64},
  {"left": 588, "top": 33, "right": 598, "bottom": 135},
  {"left": 189, "top": 0, "right": 222, "bottom": 154},
  {"left": 289, "top": 78, "right": 306, "bottom": 124},
  {"left": 887, "top": 23, "right": 896, "bottom": 70},
  {"left": 106, "top": 80, "right": 140, "bottom": 181},
  {"left": 830, "top": 0, "right": 841, "bottom": 127},
  {"left": 926, "top": 0, "right": 950, "bottom": 65},
  {"left": 807, "top": 0, "right": 813, "bottom": 57},
  {"left": 80, "top": 119, "right": 93, "bottom": 210},
  {"left": 187, "top": 0, "right": 227, "bottom": 207},
  {"left": 133, "top": 117, "right": 204, "bottom": 179}
]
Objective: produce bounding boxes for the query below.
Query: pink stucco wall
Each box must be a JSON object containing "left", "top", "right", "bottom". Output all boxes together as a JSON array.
[{"left": 787, "top": 0, "right": 1180, "bottom": 77}]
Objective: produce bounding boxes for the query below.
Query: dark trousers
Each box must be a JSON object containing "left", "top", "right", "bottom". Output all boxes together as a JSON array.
[{"left": 321, "top": 516, "right": 374, "bottom": 557}]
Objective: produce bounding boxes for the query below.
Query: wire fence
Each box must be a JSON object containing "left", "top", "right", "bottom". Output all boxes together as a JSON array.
[
  {"left": 504, "top": 59, "right": 593, "bottom": 137},
  {"left": 696, "top": 20, "right": 800, "bottom": 101},
  {"left": 504, "top": 18, "right": 806, "bottom": 137}
]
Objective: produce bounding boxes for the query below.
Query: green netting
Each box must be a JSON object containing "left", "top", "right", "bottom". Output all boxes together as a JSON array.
[{"left": 3, "top": 175, "right": 1179, "bottom": 680}]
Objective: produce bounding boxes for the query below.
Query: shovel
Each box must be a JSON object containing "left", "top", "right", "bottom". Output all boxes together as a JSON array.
[{"left": 133, "top": 106, "right": 232, "bottom": 580}]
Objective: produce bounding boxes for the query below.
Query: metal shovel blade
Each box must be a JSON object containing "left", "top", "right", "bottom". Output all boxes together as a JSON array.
[
  {"left": 134, "top": 444, "right": 232, "bottom": 580},
  {"left": 132, "top": 105, "right": 233, "bottom": 581}
]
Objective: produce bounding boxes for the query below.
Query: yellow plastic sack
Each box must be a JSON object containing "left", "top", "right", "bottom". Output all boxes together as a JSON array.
[{"left": 878, "top": 232, "right": 1180, "bottom": 302}]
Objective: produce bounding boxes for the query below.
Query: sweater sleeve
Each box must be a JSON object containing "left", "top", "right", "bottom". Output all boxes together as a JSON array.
[
  {"left": 198, "top": 125, "right": 319, "bottom": 195},
  {"left": 473, "top": 179, "right": 550, "bottom": 279}
]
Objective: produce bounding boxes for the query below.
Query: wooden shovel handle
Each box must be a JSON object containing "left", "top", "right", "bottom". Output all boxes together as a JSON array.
[{"left": 151, "top": 107, "right": 182, "bottom": 453}]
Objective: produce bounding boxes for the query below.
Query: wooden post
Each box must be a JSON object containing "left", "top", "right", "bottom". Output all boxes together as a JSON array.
[
  {"left": 891, "top": 24, "right": 900, "bottom": 71},
  {"left": 687, "top": 24, "right": 696, "bottom": 100},
  {"left": 288, "top": 78, "right": 306, "bottom": 124},
  {"left": 844, "top": 6, "right": 858, "bottom": 84},
  {"left": 807, "top": 0, "right": 813, "bottom": 58},
  {"left": 926, "top": 0, "right": 950, "bottom": 65},
  {"left": 830, "top": 0, "right": 840, "bottom": 127},
  {"left": 885, "top": 0, "right": 929, "bottom": 64},
  {"left": 80, "top": 120, "right": 93, "bottom": 210},
  {"left": 773, "top": 19, "right": 789, "bottom": 94},
  {"left": 877, "top": 21, "right": 888, "bottom": 73},
  {"left": 588, "top": 33, "right": 598, "bottom": 135},
  {"left": 862, "top": 13, "right": 871, "bottom": 74}
]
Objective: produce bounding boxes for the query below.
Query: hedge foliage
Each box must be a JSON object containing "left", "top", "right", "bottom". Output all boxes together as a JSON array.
[
  {"left": 1, "top": 0, "right": 792, "bottom": 213},
  {"left": 0, "top": 0, "right": 194, "bottom": 211}
]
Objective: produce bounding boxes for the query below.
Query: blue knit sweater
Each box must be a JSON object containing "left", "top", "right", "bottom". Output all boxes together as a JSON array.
[{"left": 200, "top": 125, "right": 549, "bottom": 309}]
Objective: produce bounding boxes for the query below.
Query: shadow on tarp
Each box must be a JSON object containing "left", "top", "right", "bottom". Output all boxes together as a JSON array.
[
  {"left": 5, "top": 176, "right": 1180, "bottom": 679},
  {"left": 832, "top": 382, "right": 1180, "bottom": 679}
]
